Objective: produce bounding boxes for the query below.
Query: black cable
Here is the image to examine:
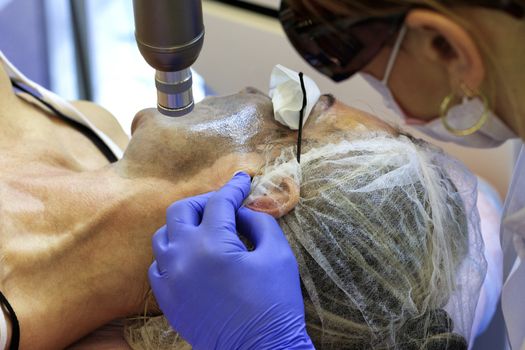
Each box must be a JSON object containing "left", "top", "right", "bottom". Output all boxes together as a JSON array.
[
  {"left": 211, "top": 0, "right": 278, "bottom": 18},
  {"left": 0, "top": 290, "right": 19, "bottom": 350},
  {"left": 69, "top": 0, "right": 93, "bottom": 101},
  {"left": 11, "top": 79, "right": 118, "bottom": 163},
  {"left": 297, "top": 72, "right": 307, "bottom": 163}
]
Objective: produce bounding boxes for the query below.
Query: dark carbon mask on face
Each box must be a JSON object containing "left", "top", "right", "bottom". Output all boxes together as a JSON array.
[{"left": 123, "top": 90, "right": 342, "bottom": 182}]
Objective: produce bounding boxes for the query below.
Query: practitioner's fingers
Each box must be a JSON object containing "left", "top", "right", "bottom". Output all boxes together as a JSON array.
[
  {"left": 201, "top": 172, "right": 251, "bottom": 231},
  {"left": 151, "top": 225, "right": 179, "bottom": 270},
  {"left": 166, "top": 192, "right": 214, "bottom": 233},
  {"left": 236, "top": 207, "right": 291, "bottom": 255}
]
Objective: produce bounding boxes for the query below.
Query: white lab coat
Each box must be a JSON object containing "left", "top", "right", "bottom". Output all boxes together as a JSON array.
[{"left": 501, "top": 144, "right": 525, "bottom": 350}]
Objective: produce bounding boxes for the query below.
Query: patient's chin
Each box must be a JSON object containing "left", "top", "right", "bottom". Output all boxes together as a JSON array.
[{"left": 245, "top": 177, "right": 299, "bottom": 218}]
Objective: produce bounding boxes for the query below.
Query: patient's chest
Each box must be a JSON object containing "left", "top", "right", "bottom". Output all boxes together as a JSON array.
[
  {"left": 0, "top": 164, "right": 82, "bottom": 266},
  {"left": 0, "top": 93, "right": 116, "bottom": 238},
  {"left": 0, "top": 131, "right": 112, "bottom": 286}
]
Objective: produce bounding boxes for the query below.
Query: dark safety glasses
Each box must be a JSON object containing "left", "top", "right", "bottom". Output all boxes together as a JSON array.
[
  {"left": 279, "top": 0, "right": 524, "bottom": 83},
  {"left": 279, "top": 0, "right": 405, "bottom": 82}
]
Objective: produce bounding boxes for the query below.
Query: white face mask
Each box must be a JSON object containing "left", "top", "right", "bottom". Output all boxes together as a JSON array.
[{"left": 360, "top": 26, "right": 517, "bottom": 149}]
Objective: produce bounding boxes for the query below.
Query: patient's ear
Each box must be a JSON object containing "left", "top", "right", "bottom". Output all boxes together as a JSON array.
[{"left": 245, "top": 177, "right": 299, "bottom": 218}]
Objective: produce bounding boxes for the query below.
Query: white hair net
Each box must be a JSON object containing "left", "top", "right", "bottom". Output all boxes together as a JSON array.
[
  {"left": 125, "top": 133, "right": 486, "bottom": 350},
  {"left": 275, "top": 134, "right": 485, "bottom": 349}
]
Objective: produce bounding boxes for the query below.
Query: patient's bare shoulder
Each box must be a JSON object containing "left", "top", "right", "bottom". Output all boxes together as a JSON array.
[{"left": 71, "top": 100, "right": 129, "bottom": 150}]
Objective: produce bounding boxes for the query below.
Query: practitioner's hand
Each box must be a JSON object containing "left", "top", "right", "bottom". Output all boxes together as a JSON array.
[{"left": 149, "top": 172, "right": 314, "bottom": 350}]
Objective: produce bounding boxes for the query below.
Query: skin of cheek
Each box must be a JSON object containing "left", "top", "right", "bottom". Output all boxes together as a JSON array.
[{"left": 185, "top": 152, "right": 265, "bottom": 194}]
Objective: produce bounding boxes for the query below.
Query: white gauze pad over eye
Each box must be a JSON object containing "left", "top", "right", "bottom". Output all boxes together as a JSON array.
[{"left": 269, "top": 64, "right": 321, "bottom": 130}]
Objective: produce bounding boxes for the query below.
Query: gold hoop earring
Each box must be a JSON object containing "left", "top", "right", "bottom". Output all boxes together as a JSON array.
[{"left": 440, "top": 84, "right": 490, "bottom": 136}]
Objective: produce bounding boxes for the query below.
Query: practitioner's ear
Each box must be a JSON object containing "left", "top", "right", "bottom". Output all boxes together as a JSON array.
[
  {"left": 245, "top": 177, "right": 299, "bottom": 218},
  {"left": 404, "top": 9, "right": 485, "bottom": 91}
]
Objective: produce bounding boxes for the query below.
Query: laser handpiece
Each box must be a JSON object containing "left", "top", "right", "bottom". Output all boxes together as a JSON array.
[{"left": 132, "top": 0, "right": 204, "bottom": 117}]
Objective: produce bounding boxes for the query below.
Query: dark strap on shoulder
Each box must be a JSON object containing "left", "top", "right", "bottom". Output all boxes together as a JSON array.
[
  {"left": 0, "top": 290, "right": 19, "bottom": 350},
  {"left": 11, "top": 79, "right": 119, "bottom": 163}
]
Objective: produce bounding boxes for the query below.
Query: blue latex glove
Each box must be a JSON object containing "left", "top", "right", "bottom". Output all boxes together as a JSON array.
[{"left": 149, "top": 172, "right": 314, "bottom": 350}]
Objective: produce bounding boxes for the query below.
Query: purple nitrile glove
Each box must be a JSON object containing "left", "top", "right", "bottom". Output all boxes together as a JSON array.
[{"left": 149, "top": 172, "right": 314, "bottom": 350}]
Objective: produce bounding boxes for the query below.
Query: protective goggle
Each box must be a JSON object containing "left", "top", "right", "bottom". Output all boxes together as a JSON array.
[{"left": 279, "top": 0, "right": 524, "bottom": 83}]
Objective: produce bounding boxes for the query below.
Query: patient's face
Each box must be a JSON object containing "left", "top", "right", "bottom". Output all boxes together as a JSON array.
[{"left": 122, "top": 88, "right": 395, "bottom": 188}]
